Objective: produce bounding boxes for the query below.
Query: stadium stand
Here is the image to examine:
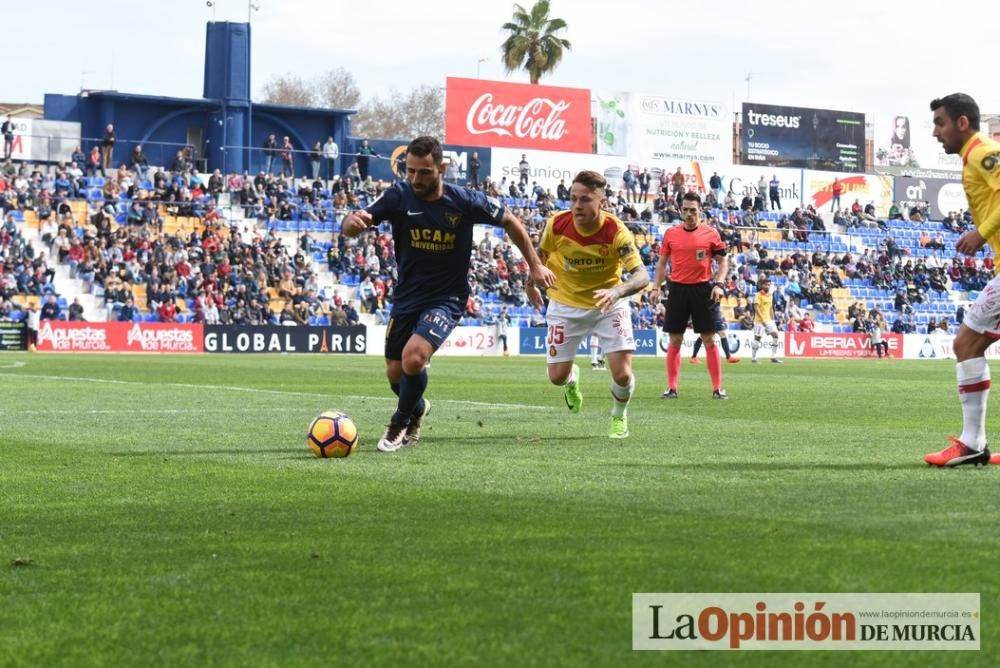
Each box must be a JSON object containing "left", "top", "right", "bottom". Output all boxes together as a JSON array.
[{"left": 0, "top": 147, "right": 990, "bottom": 336}]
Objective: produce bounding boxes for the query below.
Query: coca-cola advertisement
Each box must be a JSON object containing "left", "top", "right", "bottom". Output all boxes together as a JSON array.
[
  {"left": 35, "top": 321, "right": 204, "bottom": 353},
  {"left": 445, "top": 77, "right": 592, "bottom": 154}
]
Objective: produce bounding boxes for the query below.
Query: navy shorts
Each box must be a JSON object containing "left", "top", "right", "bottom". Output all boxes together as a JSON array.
[{"left": 385, "top": 302, "right": 463, "bottom": 360}]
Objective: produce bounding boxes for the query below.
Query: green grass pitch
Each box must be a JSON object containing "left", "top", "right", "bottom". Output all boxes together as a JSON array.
[{"left": 1, "top": 353, "right": 997, "bottom": 666}]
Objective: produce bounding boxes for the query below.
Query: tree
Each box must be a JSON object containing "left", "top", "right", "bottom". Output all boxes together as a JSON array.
[
  {"left": 500, "top": 0, "right": 571, "bottom": 84},
  {"left": 259, "top": 73, "right": 315, "bottom": 107},
  {"left": 315, "top": 68, "right": 362, "bottom": 110},
  {"left": 258, "top": 71, "right": 443, "bottom": 139},
  {"left": 353, "top": 86, "right": 443, "bottom": 139},
  {"left": 259, "top": 68, "right": 361, "bottom": 110}
]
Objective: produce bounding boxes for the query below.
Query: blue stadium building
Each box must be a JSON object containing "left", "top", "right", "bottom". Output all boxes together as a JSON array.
[{"left": 43, "top": 22, "right": 353, "bottom": 177}]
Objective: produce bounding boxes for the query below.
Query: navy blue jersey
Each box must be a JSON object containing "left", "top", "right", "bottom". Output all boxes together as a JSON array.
[{"left": 367, "top": 182, "right": 505, "bottom": 313}]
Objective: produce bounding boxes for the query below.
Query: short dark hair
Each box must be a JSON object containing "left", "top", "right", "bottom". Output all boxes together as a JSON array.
[
  {"left": 930, "top": 93, "right": 980, "bottom": 131},
  {"left": 407, "top": 136, "right": 443, "bottom": 163},
  {"left": 682, "top": 192, "right": 702, "bottom": 205},
  {"left": 572, "top": 170, "right": 606, "bottom": 191}
]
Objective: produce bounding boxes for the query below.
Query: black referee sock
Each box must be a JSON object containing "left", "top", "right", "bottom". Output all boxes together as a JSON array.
[{"left": 720, "top": 336, "right": 732, "bottom": 359}]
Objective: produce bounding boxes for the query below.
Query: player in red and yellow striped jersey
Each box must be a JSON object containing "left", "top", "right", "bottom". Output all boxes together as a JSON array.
[
  {"left": 527, "top": 170, "right": 649, "bottom": 439},
  {"left": 925, "top": 93, "right": 1000, "bottom": 467}
]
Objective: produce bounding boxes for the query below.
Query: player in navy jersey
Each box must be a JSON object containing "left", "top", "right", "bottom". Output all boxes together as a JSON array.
[{"left": 343, "top": 136, "right": 554, "bottom": 452}]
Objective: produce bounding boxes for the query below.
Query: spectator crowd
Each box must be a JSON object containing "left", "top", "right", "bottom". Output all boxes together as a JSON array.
[{"left": 0, "top": 140, "right": 990, "bottom": 337}]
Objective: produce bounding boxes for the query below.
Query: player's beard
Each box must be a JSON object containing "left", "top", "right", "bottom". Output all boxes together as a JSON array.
[{"left": 411, "top": 176, "right": 441, "bottom": 200}]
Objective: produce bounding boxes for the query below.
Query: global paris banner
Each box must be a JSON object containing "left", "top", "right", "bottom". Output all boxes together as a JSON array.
[
  {"left": 742, "top": 102, "right": 865, "bottom": 173},
  {"left": 203, "top": 325, "right": 366, "bottom": 354},
  {"left": 35, "top": 321, "right": 204, "bottom": 353},
  {"left": 445, "top": 77, "right": 592, "bottom": 154}
]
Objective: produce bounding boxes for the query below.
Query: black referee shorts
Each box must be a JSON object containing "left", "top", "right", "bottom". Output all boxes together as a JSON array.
[{"left": 663, "top": 281, "right": 724, "bottom": 335}]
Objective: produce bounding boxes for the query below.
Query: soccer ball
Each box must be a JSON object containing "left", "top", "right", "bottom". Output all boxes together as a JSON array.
[{"left": 307, "top": 411, "right": 358, "bottom": 458}]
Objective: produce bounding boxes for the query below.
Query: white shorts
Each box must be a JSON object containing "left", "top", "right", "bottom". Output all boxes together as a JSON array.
[
  {"left": 963, "top": 273, "right": 1000, "bottom": 338},
  {"left": 545, "top": 300, "right": 635, "bottom": 364},
  {"left": 753, "top": 320, "right": 778, "bottom": 337}
]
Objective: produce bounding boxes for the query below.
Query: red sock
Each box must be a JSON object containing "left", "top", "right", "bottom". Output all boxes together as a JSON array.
[
  {"left": 706, "top": 343, "right": 722, "bottom": 391},
  {"left": 667, "top": 345, "right": 680, "bottom": 391}
]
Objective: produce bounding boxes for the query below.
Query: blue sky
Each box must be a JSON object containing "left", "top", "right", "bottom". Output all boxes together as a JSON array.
[{"left": 7, "top": 0, "right": 995, "bottom": 124}]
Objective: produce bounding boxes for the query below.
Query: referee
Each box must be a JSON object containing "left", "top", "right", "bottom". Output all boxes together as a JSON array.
[{"left": 653, "top": 192, "right": 731, "bottom": 399}]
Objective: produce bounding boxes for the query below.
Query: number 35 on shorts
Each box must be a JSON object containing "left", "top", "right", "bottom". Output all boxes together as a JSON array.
[{"left": 547, "top": 324, "right": 564, "bottom": 358}]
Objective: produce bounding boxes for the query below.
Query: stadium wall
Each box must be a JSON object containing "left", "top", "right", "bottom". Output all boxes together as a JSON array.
[{"left": 0, "top": 322, "right": 970, "bottom": 360}]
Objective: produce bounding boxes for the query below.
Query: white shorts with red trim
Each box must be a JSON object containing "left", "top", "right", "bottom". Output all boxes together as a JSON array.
[
  {"left": 544, "top": 300, "right": 635, "bottom": 364},
  {"left": 962, "top": 273, "right": 1000, "bottom": 340}
]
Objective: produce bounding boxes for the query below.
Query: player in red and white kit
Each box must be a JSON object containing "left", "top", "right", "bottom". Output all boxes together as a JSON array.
[{"left": 924, "top": 93, "right": 1000, "bottom": 467}]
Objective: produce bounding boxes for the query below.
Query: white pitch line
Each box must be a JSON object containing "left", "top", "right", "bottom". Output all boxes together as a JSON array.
[
  {"left": 0, "top": 360, "right": 26, "bottom": 368},
  {"left": 12, "top": 408, "right": 296, "bottom": 415},
  {"left": 0, "top": 372, "right": 551, "bottom": 412}
]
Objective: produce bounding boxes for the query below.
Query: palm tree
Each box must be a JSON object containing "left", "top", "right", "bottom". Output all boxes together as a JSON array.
[{"left": 500, "top": 1, "right": 571, "bottom": 84}]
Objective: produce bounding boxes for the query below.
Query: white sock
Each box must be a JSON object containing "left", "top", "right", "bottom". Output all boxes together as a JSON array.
[
  {"left": 957, "top": 358, "right": 991, "bottom": 451},
  {"left": 565, "top": 365, "right": 578, "bottom": 387},
  {"left": 770, "top": 337, "right": 779, "bottom": 358},
  {"left": 611, "top": 375, "right": 635, "bottom": 418},
  {"left": 751, "top": 339, "right": 760, "bottom": 360}
]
